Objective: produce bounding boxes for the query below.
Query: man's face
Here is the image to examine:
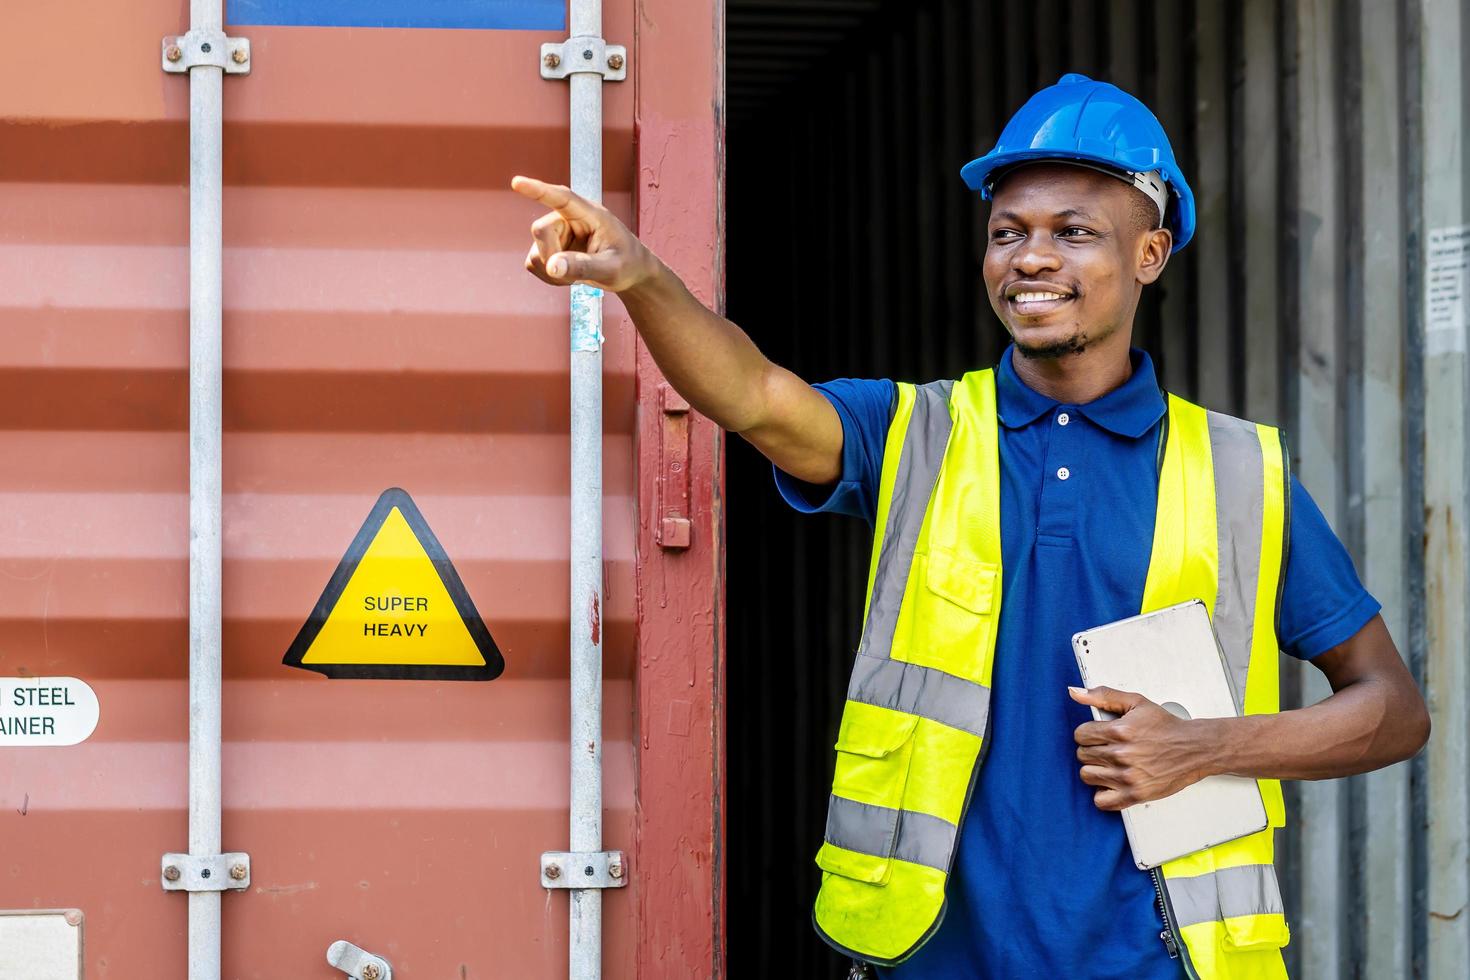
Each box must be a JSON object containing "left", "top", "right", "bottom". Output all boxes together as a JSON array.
[{"left": 982, "top": 163, "right": 1169, "bottom": 360}]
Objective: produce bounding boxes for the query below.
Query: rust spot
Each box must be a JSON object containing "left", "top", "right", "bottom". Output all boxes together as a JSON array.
[
  {"left": 259, "top": 881, "right": 319, "bottom": 896},
  {"left": 589, "top": 591, "right": 601, "bottom": 646}
]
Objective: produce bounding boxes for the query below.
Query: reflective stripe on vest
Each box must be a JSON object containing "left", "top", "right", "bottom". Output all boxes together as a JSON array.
[
  {"left": 1167, "top": 864, "right": 1286, "bottom": 928},
  {"left": 824, "top": 794, "right": 957, "bottom": 872},
  {"left": 1150, "top": 397, "right": 1291, "bottom": 979},
  {"left": 813, "top": 370, "right": 1291, "bottom": 979}
]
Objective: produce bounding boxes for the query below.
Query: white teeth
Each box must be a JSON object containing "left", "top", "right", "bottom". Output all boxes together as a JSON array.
[{"left": 1014, "top": 291, "right": 1068, "bottom": 303}]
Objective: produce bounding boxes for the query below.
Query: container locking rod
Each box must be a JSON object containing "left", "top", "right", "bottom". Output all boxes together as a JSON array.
[{"left": 159, "top": 4, "right": 250, "bottom": 978}]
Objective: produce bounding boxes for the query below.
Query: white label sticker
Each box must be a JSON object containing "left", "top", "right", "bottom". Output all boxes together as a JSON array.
[
  {"left": 1426, "top": 225, "right": 1469, "bottom": 356},
  {"left": 0, "top": 677, "right": 99, "bottom": 746},
  {"left": 0, "top": 910, "right": 83, "bottom": 980}
]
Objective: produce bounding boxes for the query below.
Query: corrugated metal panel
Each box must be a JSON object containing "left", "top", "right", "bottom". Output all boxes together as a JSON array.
[
  {"left": 1414, "top": 3, "right": 1470, "bottom": 977},
  {"left": 726, "top": 0, "right": 1468, "bottom": 976},
  {"left": 0, "top": 1, "right": 725, "bottom": 976}
]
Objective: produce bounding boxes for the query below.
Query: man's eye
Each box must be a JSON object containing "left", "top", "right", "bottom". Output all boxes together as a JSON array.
[
  {"left": 991, "top": 229, "right": 1021, "bottom": 241},
  {"left": 1060, "top": 226, "right": 1094, "bottom": 238}
]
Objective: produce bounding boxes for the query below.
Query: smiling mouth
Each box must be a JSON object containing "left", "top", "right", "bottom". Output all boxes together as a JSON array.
[{"left": 1007, "top": 290, "right": 1074, "bottom": 315}]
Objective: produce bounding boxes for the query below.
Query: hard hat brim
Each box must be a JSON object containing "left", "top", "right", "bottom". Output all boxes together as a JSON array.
[{"left": 961, "top": 149, "right": 1196, "bottom": 252}]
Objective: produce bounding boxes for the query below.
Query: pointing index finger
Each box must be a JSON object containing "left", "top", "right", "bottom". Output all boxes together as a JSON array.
[{"left": 511, "top": 175, "right": 597, "bottom": 219}]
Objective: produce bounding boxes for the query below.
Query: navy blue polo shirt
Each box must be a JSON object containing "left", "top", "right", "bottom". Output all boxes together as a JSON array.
[{"left": 776, "top": 347, "right": 1380, "bottom": 979}]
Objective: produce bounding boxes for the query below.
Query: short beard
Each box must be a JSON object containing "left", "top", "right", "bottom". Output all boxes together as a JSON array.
[{"left": 1013, "top": 332, "right": 1091, "bottom": 360}]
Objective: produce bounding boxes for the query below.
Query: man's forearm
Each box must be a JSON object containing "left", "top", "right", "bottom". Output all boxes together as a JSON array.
[
  {"left": 1198, "top": 677, "right": 1424, "bottom": 781},
  {"left": 514, "top": 174, "right": 844, "bottom": 484}
]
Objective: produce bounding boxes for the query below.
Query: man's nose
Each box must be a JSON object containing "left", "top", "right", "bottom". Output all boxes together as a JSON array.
[{"left": 1013, "top": 233, "right": 1062, "bottom": 276}]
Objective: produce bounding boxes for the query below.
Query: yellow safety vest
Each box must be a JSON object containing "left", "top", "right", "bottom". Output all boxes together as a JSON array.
[{"left": 813, "top": 369, "right": 1292, "bottom": 979}]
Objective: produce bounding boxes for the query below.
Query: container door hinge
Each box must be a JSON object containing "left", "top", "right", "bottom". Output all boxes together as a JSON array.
[
  {"left": 539, "top": 35, "right": 627, "bottom": 80},
  {"left": 160, "top": 852, "right": 250, "bottom": 892},
  {"left": 327, "top": 940, "right": 393, "bottom": 980},
  {"left": 161, "top": 30, "right": 251, "bottom": 74},
  {"left": 657, "top": 385, "right": 692, "bottom": 549},
  {"left": 540, "top": 850, "right": 628, "bottom": 889}
]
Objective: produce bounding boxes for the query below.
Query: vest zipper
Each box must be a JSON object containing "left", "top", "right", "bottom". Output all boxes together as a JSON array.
[{"left": 1150, "top": 867, "right": 1200, "bottom": 979}]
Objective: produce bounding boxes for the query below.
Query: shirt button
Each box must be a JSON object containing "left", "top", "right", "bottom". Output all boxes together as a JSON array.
[
  {"left": 1058, "top": 412, "right": 1071, "bottom": 426},
  {"left": 1057, "top": 466, "right": 1071, "bottom": 481}
]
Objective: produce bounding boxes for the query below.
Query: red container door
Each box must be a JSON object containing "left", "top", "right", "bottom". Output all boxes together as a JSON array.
[{"left": 0, "top": 1, "right": 722, "bottom": 976}]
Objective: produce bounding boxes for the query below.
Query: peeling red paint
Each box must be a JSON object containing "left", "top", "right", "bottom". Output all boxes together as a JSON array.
[
  {"left": 633, "top": 0, "right": 725, "bottom": 974},
  {"left": 590, "top": 590, "right": 602, "bottom": 647}
]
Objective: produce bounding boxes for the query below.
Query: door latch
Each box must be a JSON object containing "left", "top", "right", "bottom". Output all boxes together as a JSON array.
[
  {"left": 657, "top": 385, "right": 692, "bottom": 549},
  {"left": 327, "top": 940, "right": 393, "bottom": 980}
]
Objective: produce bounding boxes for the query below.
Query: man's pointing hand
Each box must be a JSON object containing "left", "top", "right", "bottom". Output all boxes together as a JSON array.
[
  {"left": 511, "top": 175, "right": 659, "bottom": 292},
  {"left": 510, "top": 175, "right": 845, "bottom": 485}
]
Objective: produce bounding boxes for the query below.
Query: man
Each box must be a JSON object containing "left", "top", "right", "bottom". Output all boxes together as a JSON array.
[{"left": 513, "top": 73, "right": 1429, "bottom": 979}]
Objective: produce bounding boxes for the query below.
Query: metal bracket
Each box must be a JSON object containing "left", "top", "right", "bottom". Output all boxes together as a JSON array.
[
  {"left": 327, "top": 940, "right": 393, "bottom": 980},
  {"left": 161, "top": 30, "right": 251, "bottom": 74},
  {"left": 539, "top": 35, "right": 627, "bottom": 81},
  {"left": 540, "top": 849, "right": 628, "bottom": 889},
  {"left": 160, "top": 852, "right": 250, "bottom": 892}
]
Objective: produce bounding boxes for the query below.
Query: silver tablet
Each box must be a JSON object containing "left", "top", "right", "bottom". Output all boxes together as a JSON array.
[{"left": 1072, "top": 599, "right": 1268, "bottom": 870}]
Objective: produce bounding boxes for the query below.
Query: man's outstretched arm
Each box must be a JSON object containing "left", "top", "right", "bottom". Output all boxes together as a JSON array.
[
  {"left": 1070, "top": 614, "right": 1430, "bottom": 811},
  {"left": 511, "top": 175, "right": 844, "bottom": 485}
]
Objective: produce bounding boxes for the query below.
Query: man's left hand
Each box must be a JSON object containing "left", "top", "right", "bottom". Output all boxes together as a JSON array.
[{"left": 1069, "top": 686, "right": 1216, "bottom": 812}]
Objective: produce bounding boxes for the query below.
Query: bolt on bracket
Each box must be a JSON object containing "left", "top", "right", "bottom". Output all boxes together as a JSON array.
[
  {"left": 540, "top": 849, "right": 628, "bottom": 889},
  {"left": 160, "top": 852, "right": 250, "bottom": 892},
  {"left": 539, "top": 35, "right": 627, "bottom": 81},
  {"left": 161, "top": 30, "right": 251, "bottom": 74},
  {"left": 327, "top": 940, "right": 393, "bottom": 980}
]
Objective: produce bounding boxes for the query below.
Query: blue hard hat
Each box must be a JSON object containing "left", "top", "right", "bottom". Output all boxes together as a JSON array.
[{"left": 961, "top": 73, "right": 1196, "bottom": 252}]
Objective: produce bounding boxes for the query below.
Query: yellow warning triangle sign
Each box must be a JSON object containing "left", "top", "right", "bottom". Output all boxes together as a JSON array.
[{"left": 283, "top": 488, "right": 505, "bottom": 680}]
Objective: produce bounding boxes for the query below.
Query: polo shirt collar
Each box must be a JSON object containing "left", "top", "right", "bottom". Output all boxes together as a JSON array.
[{"left": 994, "top": 345, "right": 1166, "bottom": 439}]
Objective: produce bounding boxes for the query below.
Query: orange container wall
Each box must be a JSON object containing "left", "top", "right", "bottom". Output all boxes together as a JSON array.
[{"left": 0, "top": 1, "right": 724, "bottom": 977}]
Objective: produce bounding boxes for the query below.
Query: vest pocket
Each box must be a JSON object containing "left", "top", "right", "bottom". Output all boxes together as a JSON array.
[
  {"left": 831, "top": 705, "right": 921, "bottom": 811},
  {"left": 1260, "top": 777, "right": 1286, "bottom": 828},
  {"left": 1214, "top": 860, "right": 1290, "bottom": 952},
  {"left": 815, "top": 820, "right": 900, "bottom": 884},
  {"left": 923, "top": 547, "right": 997, "bottom": 614},
  {"left": 906, "top": 548, "right": 1000, "bottom": 678},
  {"left": 1220, "top": 851, "right": 1289, "bottom": 951},
  {"left": 1223, "top": 910, "right": 1291, "bottom": 952},
  {"left": 818, "top": 703, "right": 922, "bottom": 884}
]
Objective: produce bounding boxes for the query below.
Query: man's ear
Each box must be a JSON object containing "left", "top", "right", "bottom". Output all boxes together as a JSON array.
[{"left": 1137, "top": 228, "right": 1173, "bottom": 285}]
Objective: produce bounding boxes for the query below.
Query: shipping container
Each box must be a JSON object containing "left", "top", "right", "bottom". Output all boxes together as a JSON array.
[
  {"left": 5, "top": 0, "right": 1468, "bottom": 978},
  {"left": 0, "top": 1, "right": 724, "bottom": 978}
]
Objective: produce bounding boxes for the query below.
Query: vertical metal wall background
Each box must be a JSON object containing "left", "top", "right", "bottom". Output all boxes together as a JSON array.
[{"left": 725, "top": 1, "right": 1469, "bottom": 977}]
